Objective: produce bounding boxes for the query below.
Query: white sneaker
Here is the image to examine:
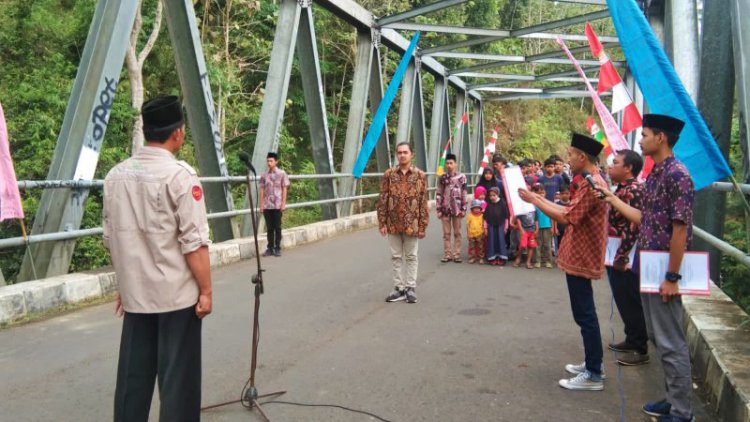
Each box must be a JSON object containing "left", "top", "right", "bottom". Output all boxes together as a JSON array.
[
  {"left": 559, "top": 370, "right": 604, "bottom": 391},
  {"left": 565, "top": 361, "right": 606, "bottom": 379}
]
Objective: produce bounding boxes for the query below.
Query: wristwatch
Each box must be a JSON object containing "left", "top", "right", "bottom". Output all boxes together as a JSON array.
[{"left": 665, "top": 272, "right": 682, "bottom": 283}]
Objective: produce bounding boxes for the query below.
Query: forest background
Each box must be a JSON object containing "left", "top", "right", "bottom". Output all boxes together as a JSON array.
[{"left": 0, "top": 0, "right": 747, "bottom": 312}]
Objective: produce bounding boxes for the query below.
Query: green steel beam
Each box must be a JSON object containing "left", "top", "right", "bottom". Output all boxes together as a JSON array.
[
  {"left": 339, "top": 30, "right": 374, "bottom": 217},
  {"left": 296, "top": 5, "right": 338, "bottom": 220},
  {"left": 163, "top": 0, "right": 236, "bottom": 242},
  {"left": 19, "top": 0, "right": 138, "bottom": 281},
  {"left": 376, "top": 0, "right": 468, "bottom": 26}
]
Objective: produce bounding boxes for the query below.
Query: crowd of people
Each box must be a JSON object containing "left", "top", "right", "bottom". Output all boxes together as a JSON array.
[
  {"left": 376, "top": 114, "right": 696, "bottom": 422},
  {"left": 435, "top": 151, "right": 577, "bottom": 270}
]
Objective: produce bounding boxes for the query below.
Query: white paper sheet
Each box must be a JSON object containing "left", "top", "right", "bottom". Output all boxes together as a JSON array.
[
  {"left": 604, "top": 236, "right": 637, "bottom": 269},
  {"left": 502, "top": 166, "right": 536, "bottom": 218},
  {"left": 639, "top": 251, "right": 710, "bottom": 296}
]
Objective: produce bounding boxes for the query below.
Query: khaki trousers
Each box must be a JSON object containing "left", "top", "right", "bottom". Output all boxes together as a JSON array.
[
  {"left": 388, "top": 234, "right": 419, "bottom": 289},
  {"left": 441, "top": 215, "right": 462, "bottom": 258}
]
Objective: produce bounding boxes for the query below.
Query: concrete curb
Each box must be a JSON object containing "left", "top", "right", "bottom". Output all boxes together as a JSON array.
[
  {"left": 684, "top": 283, "right": 750, "bottom": 422},
  {"left": 0, "top": 211, "right": 380, "bottom": 325}
]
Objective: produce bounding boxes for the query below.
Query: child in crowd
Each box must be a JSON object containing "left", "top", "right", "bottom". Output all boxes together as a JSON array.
[
  {"left": 513, "top": 206, "right": 537, "bottom": 269},
  {"left": 474, "top": 185, "right": 487, "bottom": 211},
  {"left": 532, "top": 183, "right": 554, "bottom": 268},
  {"left": 466, "top": 199, "right": 486, "bottom": 264},
  {"left": 484, "top": 187, "right": 508, "bottom": 266},
  {"left": 552, "top": 183, "right": 571, "bottom": 253}
]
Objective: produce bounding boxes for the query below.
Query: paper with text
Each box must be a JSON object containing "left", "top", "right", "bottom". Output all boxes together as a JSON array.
[{"left": 639, "top": 251, "right": 710, "bottom": 296}]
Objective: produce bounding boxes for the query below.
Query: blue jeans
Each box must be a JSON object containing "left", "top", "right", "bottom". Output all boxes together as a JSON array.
[{"left": 566, "top": 274, "right": 603, "bottom": 375}]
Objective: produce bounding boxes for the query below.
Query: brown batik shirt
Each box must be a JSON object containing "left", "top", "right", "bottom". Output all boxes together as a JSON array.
[{"left": 376, "top": 165, "right": 429, "bottom": 237}]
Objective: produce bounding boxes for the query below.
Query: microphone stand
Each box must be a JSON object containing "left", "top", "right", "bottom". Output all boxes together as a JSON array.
[{"left": 201, "top": 167, "right": 285, "bottom": 421}]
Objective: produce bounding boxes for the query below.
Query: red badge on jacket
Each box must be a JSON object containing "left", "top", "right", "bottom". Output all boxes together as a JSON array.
[{"left": 192, "top": 185, "right": 203, "bottom": 201}]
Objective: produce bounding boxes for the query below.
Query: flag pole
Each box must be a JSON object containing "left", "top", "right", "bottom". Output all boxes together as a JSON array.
[{"left": 18, "top": 219, "right": 38, "bottom": 280}]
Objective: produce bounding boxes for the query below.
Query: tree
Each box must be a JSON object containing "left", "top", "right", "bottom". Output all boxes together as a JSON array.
[{"left": 126, "top": 0, "right": 163, "bottom": 153}]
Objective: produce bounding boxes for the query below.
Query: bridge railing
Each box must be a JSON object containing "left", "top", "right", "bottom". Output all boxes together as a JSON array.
[
  {"left": 1, "top": 173, "right": 444, "bottom": 250},
  {"left": 2, "top": 178, "right": 747, "bottom": 269}
]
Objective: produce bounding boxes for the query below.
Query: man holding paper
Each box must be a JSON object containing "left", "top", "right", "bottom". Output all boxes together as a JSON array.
[
  {"left": 606, "top": 150, "right": 649, "bottom": 367},
  {"left": 599, "top": 114, "right": 695, "bottom": 422},
  {"left": 519, "top": 133, "right": 608, "bottom": 392}
]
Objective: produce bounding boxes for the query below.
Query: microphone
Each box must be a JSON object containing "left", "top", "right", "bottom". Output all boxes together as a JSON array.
[
  {"left": 581, "top": 171, "right": 598, "bottom": 190},
  {"left": 239, "top": 151, "right": 256, "bottom": 174}
]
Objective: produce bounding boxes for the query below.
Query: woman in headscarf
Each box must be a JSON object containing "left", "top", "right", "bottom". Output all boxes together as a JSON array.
[{"left": 484, "top": 186, "right": 509, "bottom": 265}]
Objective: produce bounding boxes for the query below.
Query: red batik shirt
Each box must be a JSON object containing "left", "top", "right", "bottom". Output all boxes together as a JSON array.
[{"left": 556, "top": 173, "right": 609, "bottom": 280}]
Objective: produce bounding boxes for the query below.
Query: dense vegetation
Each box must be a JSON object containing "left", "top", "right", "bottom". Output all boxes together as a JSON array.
[{"left": 0, "top": 0, "right": 747, "bottom": 312}]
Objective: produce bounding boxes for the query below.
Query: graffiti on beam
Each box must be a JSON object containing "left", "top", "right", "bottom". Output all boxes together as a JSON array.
[
  {"left": 199, "top": 72, "right": 229, "bottom": 178},
  {"left": 199, "top": 71, "right": 234, "bottom": 209},
  {"left": 72, "top": 76, "right": 117, "bottom": 206}
]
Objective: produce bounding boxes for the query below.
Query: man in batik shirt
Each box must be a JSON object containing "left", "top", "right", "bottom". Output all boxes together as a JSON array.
[
  {"left": 602, "top": 114, "right": 694, "bottom": 422},
  {"left": 377, "top": 142, "right": 429, "bottom": 304},
  {"left": 436, "top": 153, "right": 467, "bottom": 263},
  {"left": 606, "top": 150, "right": 649, "bottom": 367},
  {"left": 519, "top": 133, "right": 608, "bottom": 392}
]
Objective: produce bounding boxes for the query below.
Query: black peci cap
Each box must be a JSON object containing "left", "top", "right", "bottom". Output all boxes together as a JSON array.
[
  {"left": 571, "top": 132, "right": 604, "bottom": 156},
  {"left": 642, "top": 114, "right": 685, "bottom": 135},
  {"left": 142, "top": 96, "right": 184, "bottom": 140}
]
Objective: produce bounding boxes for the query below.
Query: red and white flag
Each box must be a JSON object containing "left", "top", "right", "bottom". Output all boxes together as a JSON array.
[
  {"left": 478, "top": 128, "right": 497, "bottom": 174},
  {"left": 557, "top": 38, "right": 630, "bottom": 153},
  {"left": 585, "top": 23, "right": 654, "bottom": 179},
  {"left": 585, "top": 23, "right": 642, "bottom": 135},
  {"left": 0, "top": 101, "right": 24, "bottom": 221}
]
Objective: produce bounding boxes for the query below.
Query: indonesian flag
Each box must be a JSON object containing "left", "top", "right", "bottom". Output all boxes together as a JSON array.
[
  {"left": 585, "top": 23, "right": 642, "bottom": 135},
  {"left": 436, "top": 112, "right": 468, "bottom": 176},
  {"left": 586, "top": 116, "right": 614, "bottom": 163},
  {"left": 0, "top": 101, "right": 24, "bottom": 221},
  {"left": 478, "top": 128, "right": 498, "bottom": 174}
]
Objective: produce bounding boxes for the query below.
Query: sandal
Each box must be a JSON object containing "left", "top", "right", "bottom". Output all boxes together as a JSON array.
[
  {"left": 526, "top": 263, "right": 534, "bottom": 269},
  {"left": 453, "top": 257, "right": 463, "bottom": 263},
  {"left": 441, "top": 257, "right": 451, "bottom": 263},
  {"left": 512, "top": 260, "right": 521, "bottom": 268}
]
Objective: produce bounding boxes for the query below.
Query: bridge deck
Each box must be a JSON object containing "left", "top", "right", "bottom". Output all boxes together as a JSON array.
[{"left": 0, "top": 225, "right": 716, "bottom": 421}]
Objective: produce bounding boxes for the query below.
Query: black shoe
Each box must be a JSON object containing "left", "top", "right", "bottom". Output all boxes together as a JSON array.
[
  {"left": 608, "top": 340, "right": 639, "bottom": 353},
  {"left": 273, "top": 248, "right": 281, "bottom": 257},
  {"left": 616, "top": 352, "right": 650, "bottom": 366},
  {"left": 385, "top": 289, "right": 406, "bottom": 302},
  {"left": 405, "top": 287, "right": 417, "bottom": 303},
  {"left": 262, "top": 248, "right": 274, "bottom": 257}
]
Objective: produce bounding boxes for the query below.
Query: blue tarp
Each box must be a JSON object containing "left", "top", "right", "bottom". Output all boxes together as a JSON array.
[{"left": 607, "top": 0, "right": 732, "bottom": 190}]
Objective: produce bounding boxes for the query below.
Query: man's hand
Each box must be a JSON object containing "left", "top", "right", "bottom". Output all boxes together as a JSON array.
[
  {"left": 552, "top": 227, "right": 559, "bottom": 236},
  {"left": 436, "top": 211, "right": 443, "bottom": 218},
  {"left": 379, "top": 226, "right": 388, "bottom": 237},
  {"left": 659, "top": 280, "right": 680, "bottom": 303},
  {"left": 260, "top": 204, "right": 264, "bottom": 213},
  {"left": 281, "top": 203, "right": 286, "bottom": 211},
  {"left": 114, "top": 293, "right": 124, "bottom": 318},
  {"left": 518, "top": 188, "right": 537, "bottom": 204},
  {"left": 196, "top": 293, "right": 212, "bottom": 319},
  {"left": 417, "top": 231, "right": 426, "bottom": 239},
  {"left": 458, "top": 211, "right": 465, "bottom": 218},
  {"left": 595, "top": 186, "right": 615, "bottom": 203}
]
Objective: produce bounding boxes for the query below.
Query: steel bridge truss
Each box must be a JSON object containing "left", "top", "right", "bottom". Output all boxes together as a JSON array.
[{"left": 16, "top": 0, "right": 750, "bottom": 282}]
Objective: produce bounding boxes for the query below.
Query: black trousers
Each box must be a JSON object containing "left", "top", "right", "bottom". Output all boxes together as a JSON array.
[
  {"left": 264, "top": 209, "right": 283, "bottom": 250},
  {"left": 607, "top": 267, "right": 649, "bottom": 353},
  {"left": 114, "top": 306, "right": 201, "bottom": 422}
]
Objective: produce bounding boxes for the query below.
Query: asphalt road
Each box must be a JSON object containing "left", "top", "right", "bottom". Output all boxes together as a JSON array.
[{"left": 0, "top": 223, "right": 717, "bottom": 421}]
